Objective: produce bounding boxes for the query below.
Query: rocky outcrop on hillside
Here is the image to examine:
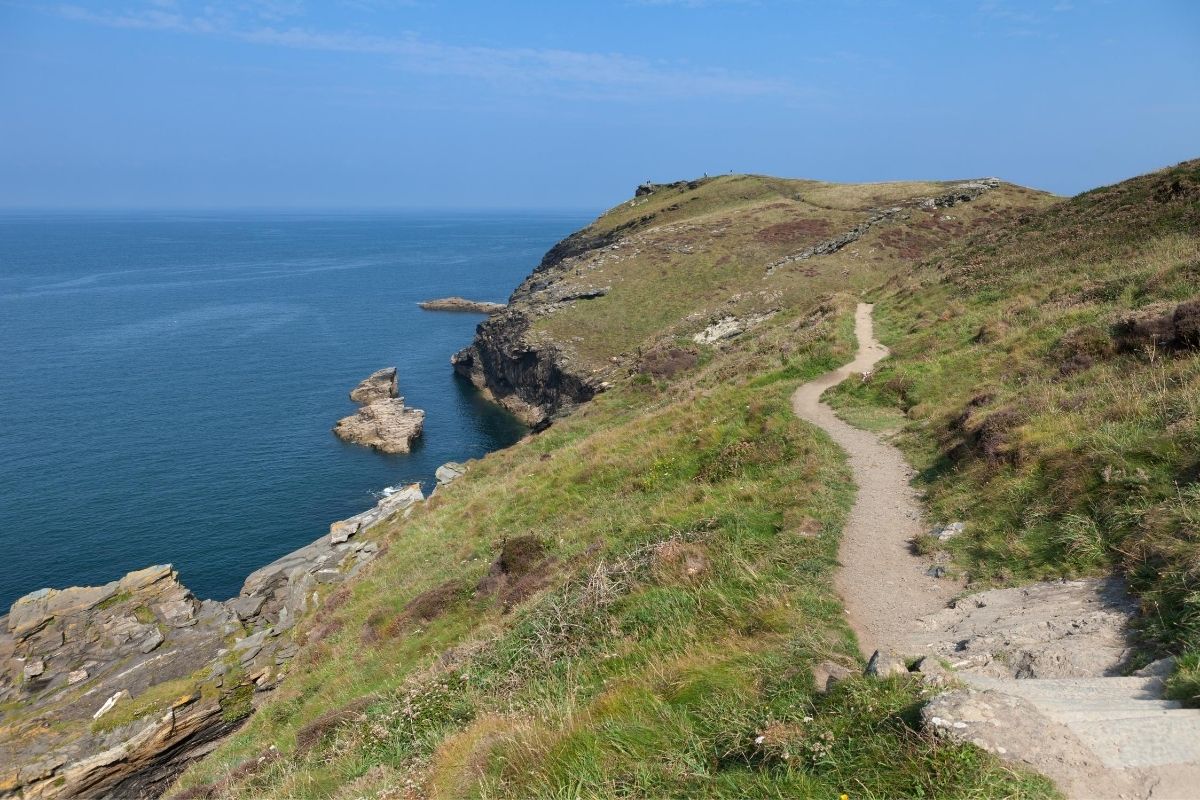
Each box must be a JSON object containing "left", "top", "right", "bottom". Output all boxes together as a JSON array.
[
  {"left": 450, "top": 204, "right": 662, "bottom": 427},
  {"left": 418, "top": 297, "right": 506, "bottom": 314},
  {"left": 0, "top": 485, "right": 425, "bottom": 799},
  {"left": 334, "top": 367, "right": 425, "bottom": 453},
  {"left": 766, "top": 178, "right": 1002, "bottom": 276}
]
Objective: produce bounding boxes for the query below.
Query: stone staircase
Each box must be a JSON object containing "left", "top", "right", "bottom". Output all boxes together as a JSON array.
[{"left": 964, "top": 674, "right": 1200, "bottom": 771}]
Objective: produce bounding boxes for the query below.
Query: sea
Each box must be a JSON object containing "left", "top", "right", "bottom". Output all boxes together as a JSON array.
[{"left": 0, "top": 210, "right": 590, "bottom": 611}]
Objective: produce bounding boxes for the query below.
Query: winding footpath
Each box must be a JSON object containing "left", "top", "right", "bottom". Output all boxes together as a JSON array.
[
  {"left": 793, "top": 303, "right": 1200, "bottom": 800},
  {"left": 791, "top": 303, "right": 957, "bottom": 652}
]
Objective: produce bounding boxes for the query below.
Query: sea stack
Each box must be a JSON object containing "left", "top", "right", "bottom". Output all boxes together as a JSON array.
[{"left": 333, "top": 367, "right": 425, "bottom": 453}]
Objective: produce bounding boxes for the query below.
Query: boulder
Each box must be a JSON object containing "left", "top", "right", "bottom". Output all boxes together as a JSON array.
[
  {"left": 865, "top": 649, "right": 910, "bottom": 678},
  {"left": 329, "top": 519, "right": 359, "bottom": 545},
  {"left": 435, "top": 462, "right": 467, "bottom": 487},
  {"left": 811, "top": 660, "right": 855, "bottom": 693},
  {"left": 930, "top": 521, "right": 965, "bottom": 542}
]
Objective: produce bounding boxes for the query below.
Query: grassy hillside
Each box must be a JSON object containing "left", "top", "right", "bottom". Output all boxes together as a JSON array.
[
  {"left": 175, "top": 301, "right": 1050, "bottom": 799},
  {"left": 169, "top": 174, "right": 1061, "bottom": 798},
  {"left": 525, "top": 173, "right": 1054, "bottom": 371},
  {"left": 827, "top": 160, "right": 1200, "bottom": 693}
]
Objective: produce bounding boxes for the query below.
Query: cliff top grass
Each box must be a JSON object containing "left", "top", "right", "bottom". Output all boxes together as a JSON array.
[
  {"left": 825, "top": 158, "right": 1200, "bottom": 674},
  {"left": 174, "top": 298, "right": 1054, "bottom": 799},
  {"left": 526, "top": 173, "right": 1057, "bottom": 371}
]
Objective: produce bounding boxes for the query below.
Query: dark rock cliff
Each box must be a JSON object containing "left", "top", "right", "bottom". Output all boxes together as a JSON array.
[{"left": 452, "top": 216, "right": 644, "bottom": 428}]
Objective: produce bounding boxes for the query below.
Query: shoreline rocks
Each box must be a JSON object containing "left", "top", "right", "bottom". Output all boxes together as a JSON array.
[
  {"left": 333, "top": 367, "right": 425, "bottom": 454},
  {"left": 418, "top": 297, "right": 506, "bottom": 314},
  {"left": 0, "top": 483, "right": 427, "bottom": 799}
]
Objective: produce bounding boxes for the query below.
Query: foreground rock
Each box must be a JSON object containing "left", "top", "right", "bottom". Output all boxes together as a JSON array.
[
  {"left": 334, "top": 367, "right": 425, "bottom": 453},
  {"left": 418, "top": 297, "right": 506, "bottom": 314},
  {"left": 905, "top": 577, "right": 1200, "bottom": 799},
  {"left": 906, "top": 577, "right": 1136, "bottom": 678},
  {"left": 0, "top": 485, "right": 425, "bottom": 799}
]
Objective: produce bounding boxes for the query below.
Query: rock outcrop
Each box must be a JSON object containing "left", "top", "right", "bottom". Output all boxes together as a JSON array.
[
  {"left": 450, "top": 222, "right": 635, "bottom": 427},
  {"left": 418, "top": 297, "right": 506, "bottom": 314},
  {"left": 0, "top": 485, "right": 426, "bottom": 799},
  {"left": 334, "top": 367, "right": 425, "bottom": 453},
  {"left": 692, "top": 311, "right": 777, "bottom": 346},
  {"left": 765, "top": 179, "right": 1002, "bottom": 276}
]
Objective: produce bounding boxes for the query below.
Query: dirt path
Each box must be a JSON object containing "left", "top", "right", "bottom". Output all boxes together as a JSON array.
[
  {"left": 791, "top": 302, "right": 957, "bottom": 656},
  {"left": 793, "top": 302, "right": 1200, "bottom": 800}
]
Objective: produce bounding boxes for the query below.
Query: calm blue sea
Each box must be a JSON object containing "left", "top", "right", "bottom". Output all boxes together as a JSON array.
[{"left": 0, "top": 211, "right": 589, "bottom": 610}]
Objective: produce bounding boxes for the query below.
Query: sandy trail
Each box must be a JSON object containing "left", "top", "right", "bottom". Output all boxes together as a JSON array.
[
  {"left": 791, "top": 302, "right": 957, "bottom": 655},
  {"left": 792, "top": 303, "right": 1200, "bottom": 799}
]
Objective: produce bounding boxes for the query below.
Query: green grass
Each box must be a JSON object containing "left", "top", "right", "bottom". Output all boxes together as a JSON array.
[
  {"left": 173, "top": 299, "right": 1053, "bottom": 799},
  {"left": 527, "top": 174, "right": 1056, "bottom": 372},
  {"left": 826, "top": 159, "right": 1200, "bottom": 662}
]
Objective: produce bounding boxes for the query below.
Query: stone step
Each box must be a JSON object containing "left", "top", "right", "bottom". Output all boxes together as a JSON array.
[
  {"left": 964, "top": 675, "right": 1168, "bottom": 710},
  {"left": 962, "top": 674, "right": 1200, "bottom": 770},
  {"left": 1055, "top": 706, "right": 1187, "bottom": 723},
  {"left": 1075, "top": 713, "right": 1200, "bottom": 768}
]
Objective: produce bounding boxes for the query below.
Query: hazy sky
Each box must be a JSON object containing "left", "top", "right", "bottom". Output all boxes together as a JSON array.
[{"left": 2, "top": 1, "right": 1198, "bottom": 209}]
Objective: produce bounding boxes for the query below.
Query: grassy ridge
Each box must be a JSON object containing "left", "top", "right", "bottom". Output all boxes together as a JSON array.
[
  {"left": 529, "top": 174, "right": 1054, "bottom": 370},
  {"left": 826, "top": 160, "right": 1200, "bottom": 679},
  {"left": 175, "top": 299, "right": 1053, "bottom": 799}
]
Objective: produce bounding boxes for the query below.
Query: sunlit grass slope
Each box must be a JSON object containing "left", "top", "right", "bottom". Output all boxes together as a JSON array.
[
  {"left": 174, "top": 299, "right": 1053, "bottom": 799},
  {"left": 827, "top": 160, "right": 1200, "bottom": 688},
  {"left": 526, "top": 173, "right": 1055, "bottom": 370}
]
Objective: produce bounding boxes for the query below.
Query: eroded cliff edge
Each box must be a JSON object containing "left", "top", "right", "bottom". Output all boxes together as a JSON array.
[{"left": 449, "top": 193, "right": 682, "bottom": 428}]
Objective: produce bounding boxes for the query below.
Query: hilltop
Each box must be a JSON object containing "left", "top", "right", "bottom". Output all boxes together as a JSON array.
[{"left": 453, "top": 173, "right": 1051, "bottom": 427}]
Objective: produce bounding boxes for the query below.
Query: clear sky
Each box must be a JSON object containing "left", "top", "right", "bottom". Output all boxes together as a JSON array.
[{"left": 1, "top": 1, "right": 1197, "bottom": 209}]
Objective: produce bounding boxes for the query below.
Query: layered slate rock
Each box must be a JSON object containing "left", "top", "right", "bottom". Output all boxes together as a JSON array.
[
  {"left": 0, "top": 485, "right": 426, "bottom": 799},
  {"left": 0, "top": 566, "right": 241, "bottom": 798},
  {"left": 333, "top": 367, "right": 425, "bottom": 454},
  {"left": 418, "top": 297, "right": 506, "bottom": 314}
]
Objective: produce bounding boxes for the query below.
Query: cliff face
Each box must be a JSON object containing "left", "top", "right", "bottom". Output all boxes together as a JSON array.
[
  {"left": 452, "top": 309, "right": 598, "bottom": 429},
  {"left": 451, "top": 221, "right": 640, "bottom": 427}
]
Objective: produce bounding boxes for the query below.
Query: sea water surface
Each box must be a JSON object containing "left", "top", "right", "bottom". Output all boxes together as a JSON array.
[{"left": 0, "top": 211, "right": 590, "bottom": 610}]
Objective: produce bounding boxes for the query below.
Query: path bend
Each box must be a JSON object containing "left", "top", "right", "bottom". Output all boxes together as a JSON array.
[{"left": 791, "top": 302, "right": 955, "bottom": 656}]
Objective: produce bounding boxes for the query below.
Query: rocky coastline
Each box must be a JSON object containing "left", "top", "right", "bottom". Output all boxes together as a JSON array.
[{"left": 0, "top": 470, "right": 469, "bottom": 799}]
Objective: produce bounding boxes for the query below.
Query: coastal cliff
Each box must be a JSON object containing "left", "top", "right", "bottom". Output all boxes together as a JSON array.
[
  {"left": 452, "top": 174, "right": 1039, "bottom": 428},
  {"left": 1, "top": 170, "right": 1065, "bottom": 799}
]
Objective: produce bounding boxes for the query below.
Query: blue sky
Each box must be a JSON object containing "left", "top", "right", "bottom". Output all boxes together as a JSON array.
[{"left": 1, "top": 1, "right": 1197, "bottom": 209}]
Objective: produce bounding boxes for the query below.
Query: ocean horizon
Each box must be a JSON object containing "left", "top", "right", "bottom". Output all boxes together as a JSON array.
[{"left": 0, "top": 210, "right": 590, "bottom": 610}]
